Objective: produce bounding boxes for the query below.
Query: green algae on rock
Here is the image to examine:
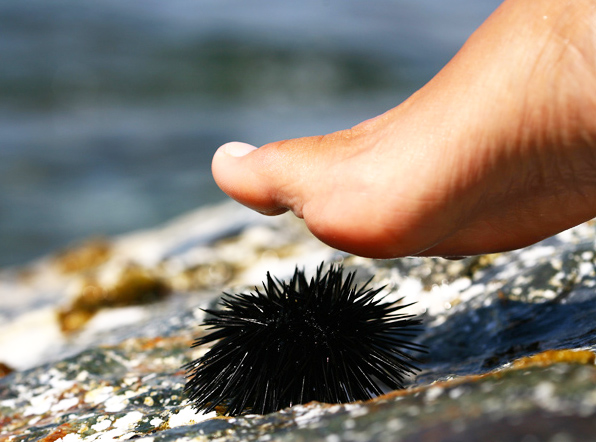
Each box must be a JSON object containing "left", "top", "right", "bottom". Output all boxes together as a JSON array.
[{"left": 58, "top": 266, "right": 171, "bottom": 334}]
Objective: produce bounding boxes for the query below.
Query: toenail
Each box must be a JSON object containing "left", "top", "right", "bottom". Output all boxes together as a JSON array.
[{"left": 222, "top": 142, "right": 258, "bottom": 157}]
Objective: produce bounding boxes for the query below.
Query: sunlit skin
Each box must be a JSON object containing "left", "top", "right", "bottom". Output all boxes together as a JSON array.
[{"left": 212, "top": 0, "right": 596, "bottom": 259}]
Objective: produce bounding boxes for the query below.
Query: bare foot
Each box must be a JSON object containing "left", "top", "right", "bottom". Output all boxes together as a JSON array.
[{"left": 211, "top": 0, "right": 596, "bottom": 258}]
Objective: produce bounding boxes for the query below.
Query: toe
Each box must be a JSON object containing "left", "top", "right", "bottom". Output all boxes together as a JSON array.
[
  {"left": 212, "top": 138, "right": 322, "bottom": 216},
  {"left": 212, "top": 142, "right": 285, "bottom": 215}
]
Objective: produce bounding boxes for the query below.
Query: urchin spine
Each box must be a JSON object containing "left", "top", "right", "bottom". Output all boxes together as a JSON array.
[{"left": 184, "top": 263, "right": 425, "bottom": 416}]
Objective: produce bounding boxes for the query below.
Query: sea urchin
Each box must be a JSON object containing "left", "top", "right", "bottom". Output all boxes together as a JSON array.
[{"left": 184, "top": 263, "right": 425, "bottom": 416}]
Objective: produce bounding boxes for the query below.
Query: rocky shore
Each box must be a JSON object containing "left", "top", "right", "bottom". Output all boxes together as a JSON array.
[{"left": 1, "top": 201, "right": 596, "bottom": 441}]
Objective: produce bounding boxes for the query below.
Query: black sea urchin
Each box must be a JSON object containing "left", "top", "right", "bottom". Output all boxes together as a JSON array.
[{"left": 184, "top": 263, "right": 425, "bottom": 416}]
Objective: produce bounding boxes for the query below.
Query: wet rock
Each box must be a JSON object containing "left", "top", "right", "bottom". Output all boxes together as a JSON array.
[{"left": 1, "top": 202, "right": 596, "bottom": 441}]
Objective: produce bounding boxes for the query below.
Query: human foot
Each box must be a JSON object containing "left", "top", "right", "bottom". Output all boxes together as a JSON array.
[{"left": 212, "top": 0, "right": 596, "bottom": 258}]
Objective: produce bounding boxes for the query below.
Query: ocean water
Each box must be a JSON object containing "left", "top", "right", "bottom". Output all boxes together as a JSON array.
[{"left": 0, "top": 0, "right": 501, "bottom": 267}]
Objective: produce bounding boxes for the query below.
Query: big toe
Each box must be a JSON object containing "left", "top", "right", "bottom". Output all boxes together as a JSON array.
[{"left": 212, "top": 139, "right": 319, "bottom": 216}]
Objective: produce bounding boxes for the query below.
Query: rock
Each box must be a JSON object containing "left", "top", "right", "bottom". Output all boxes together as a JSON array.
[{"left": 1, "top": 202, "right": 595, "bottom": 441}]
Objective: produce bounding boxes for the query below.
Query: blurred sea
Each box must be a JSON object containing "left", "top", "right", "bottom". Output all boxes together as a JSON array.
[{"left": 0, "top": 0, "right": 501, "bottom": 267}]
